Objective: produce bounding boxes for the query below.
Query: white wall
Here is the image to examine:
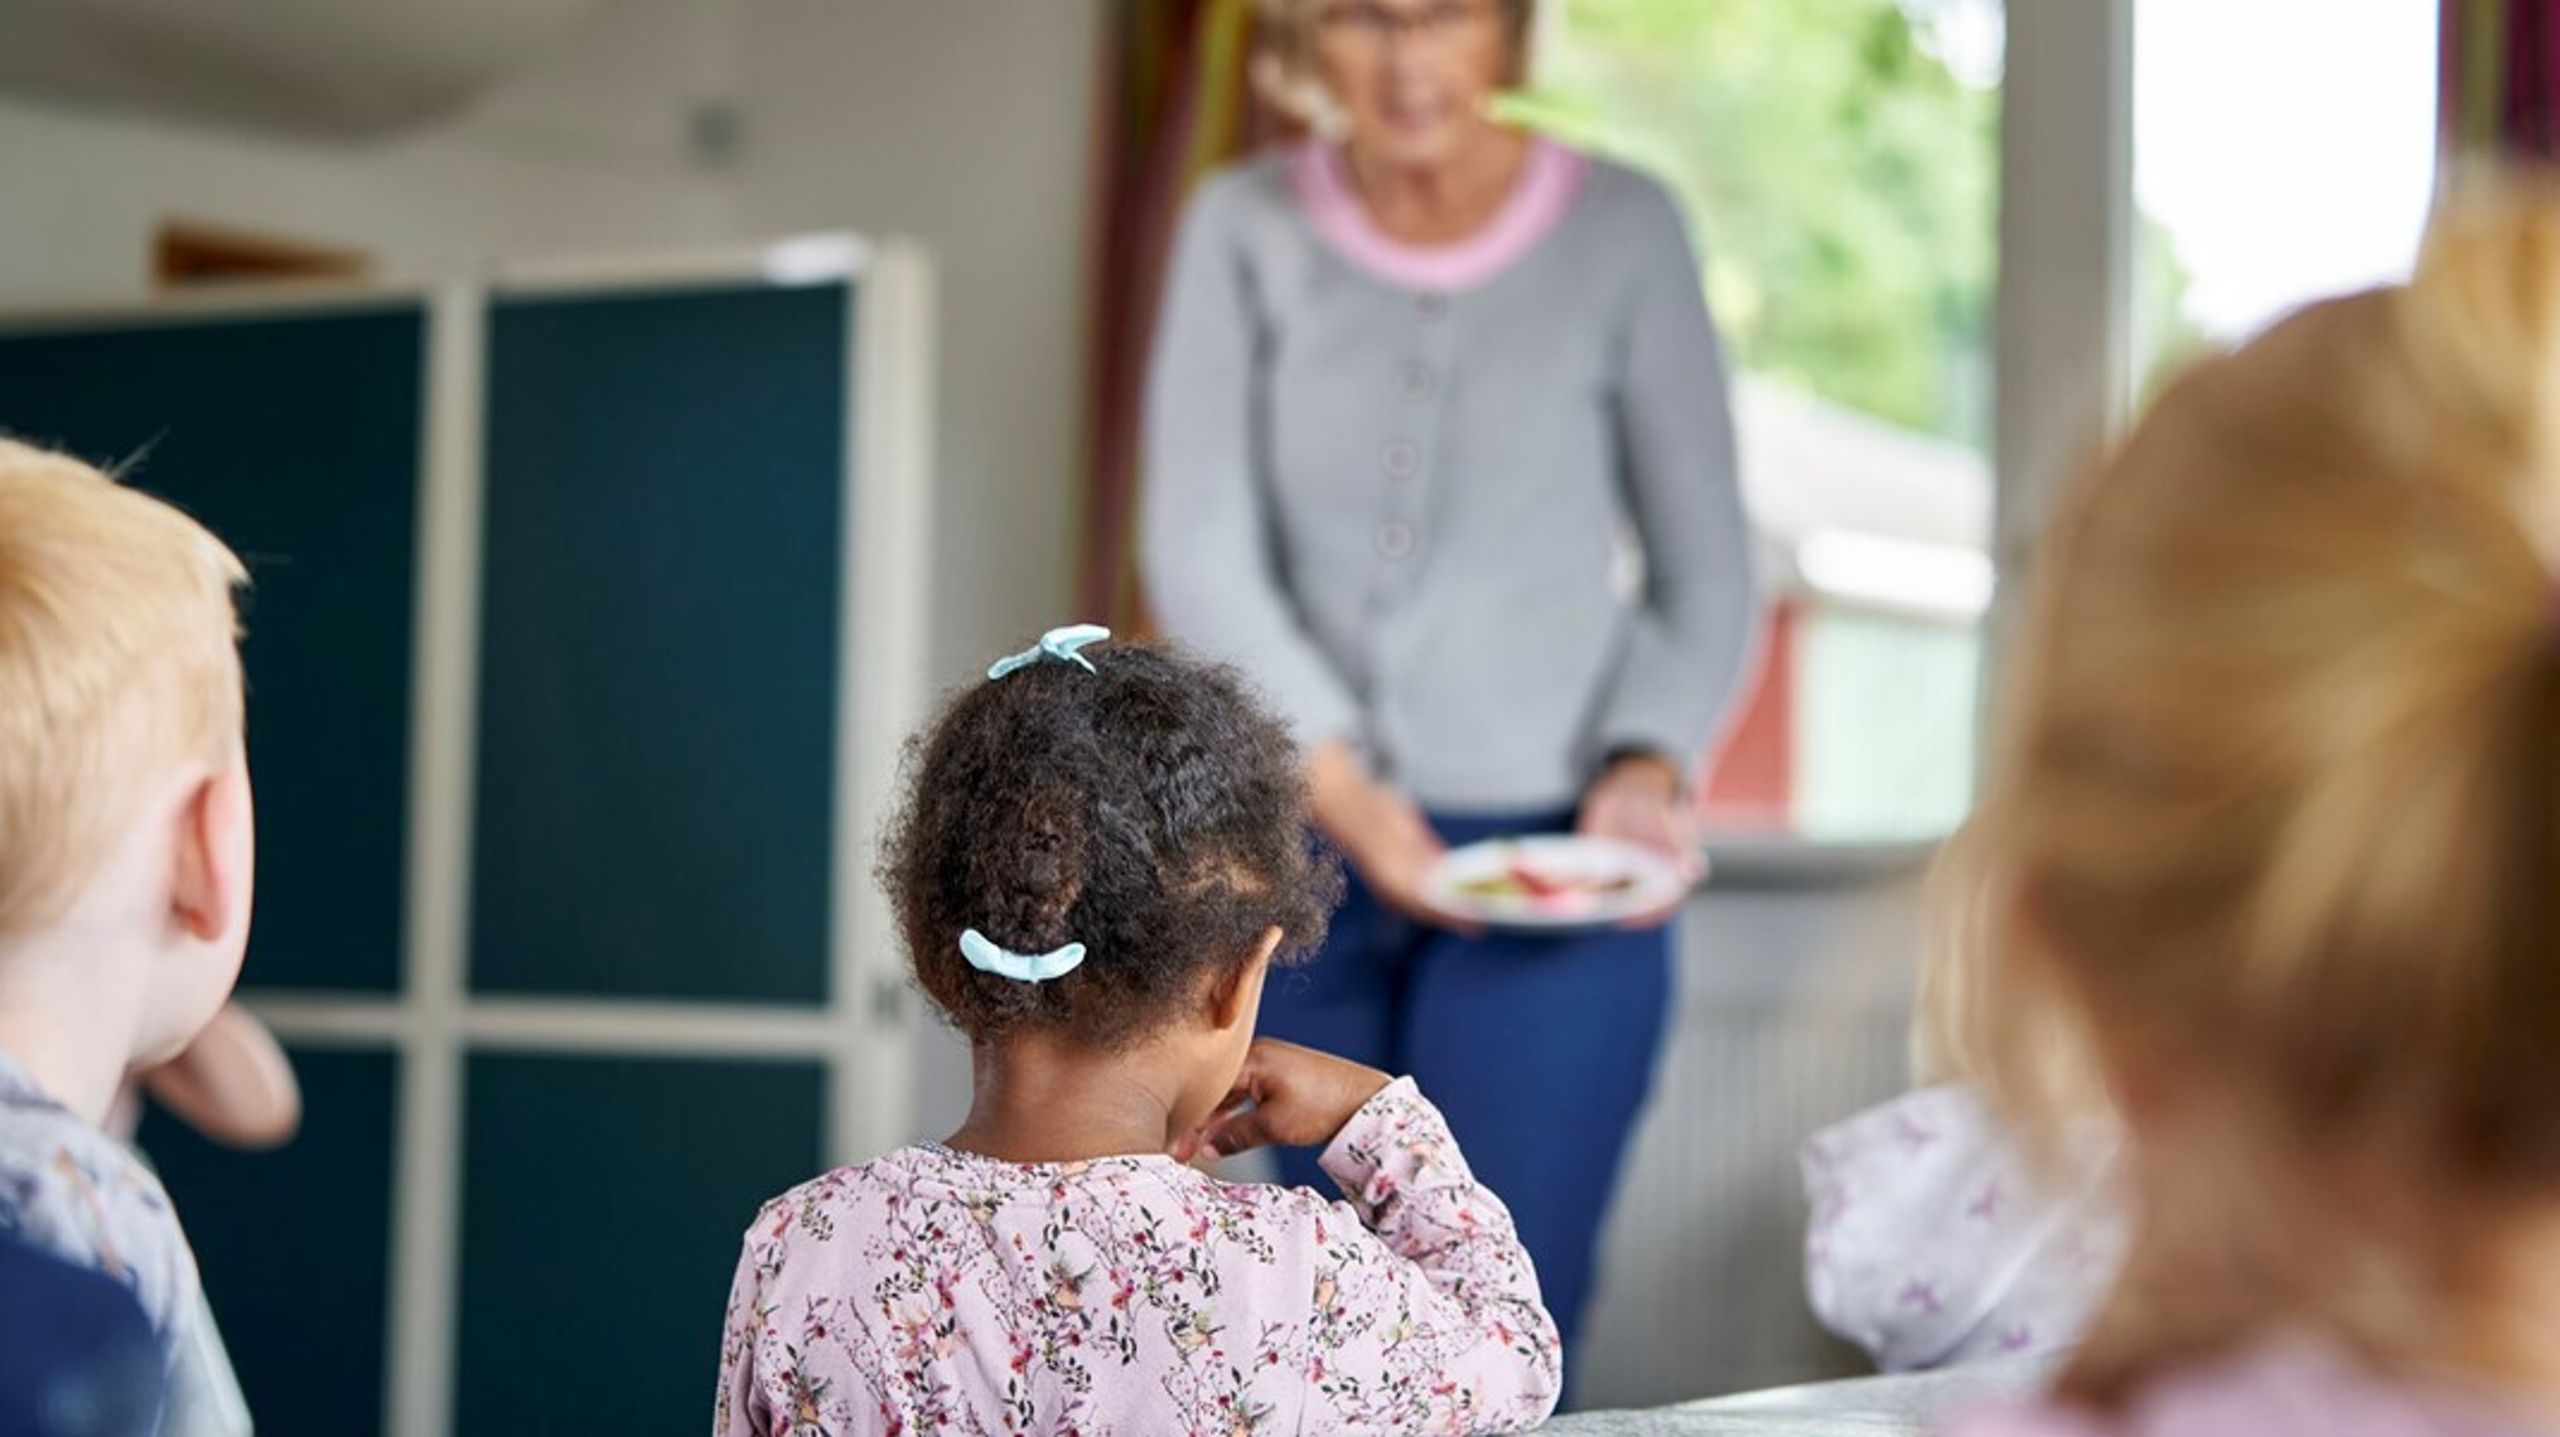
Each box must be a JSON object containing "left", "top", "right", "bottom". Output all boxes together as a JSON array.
[
  {"left": 0, "top": 0, "right": 1101, "bottom": 680},
  {"left": 0, "top": 0, "right": 740, "bottom": 308},
  {"left": 730, "top": 0, "right": 1108, "bottom": 1141},
  {"left": 736, "top": 0, "right": 1105, "bottom": 688}
]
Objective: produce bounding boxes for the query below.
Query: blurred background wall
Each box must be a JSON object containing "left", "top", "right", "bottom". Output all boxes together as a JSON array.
[{"left": 0, "top": 0, "right": 1107, "bottom": 689}]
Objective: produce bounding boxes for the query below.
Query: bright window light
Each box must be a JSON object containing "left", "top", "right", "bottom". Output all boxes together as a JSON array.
[{"left": 1795, "top": 528, "right": 1995, "bottom": 620}]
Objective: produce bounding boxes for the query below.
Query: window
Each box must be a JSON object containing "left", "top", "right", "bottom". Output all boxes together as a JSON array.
[
  {"left": 2133, "top": 0, "right": 2438, "bottom": 390},
  {"left": 1520, "top": 0, "right": 2003, "bottom": 844}
]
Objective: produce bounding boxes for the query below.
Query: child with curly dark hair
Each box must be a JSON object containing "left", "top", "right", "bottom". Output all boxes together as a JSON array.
[{"left": 713, "top": 627, "right": 1561, "bottom": 1436}]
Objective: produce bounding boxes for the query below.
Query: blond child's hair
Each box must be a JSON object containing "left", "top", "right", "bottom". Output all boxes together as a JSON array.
[
  {"left": 1955, "top": 184, "right": 2560, "bottom": 1405},
  {"left": 0, "top": 439, "right": 247, "bottom": 940}
]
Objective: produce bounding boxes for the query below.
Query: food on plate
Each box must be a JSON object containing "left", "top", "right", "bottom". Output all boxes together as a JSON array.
[
  {"left": 1429, "top": 836, "right": 1690, "bottom": 929},
  {"left": 1454, "top": 861, "right": 1640, "bottom": 906}
]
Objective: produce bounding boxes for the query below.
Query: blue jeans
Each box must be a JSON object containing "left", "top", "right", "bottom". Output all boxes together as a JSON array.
[{"left": 1261, "top": 809, "right": 1674, "bottom": 1373}]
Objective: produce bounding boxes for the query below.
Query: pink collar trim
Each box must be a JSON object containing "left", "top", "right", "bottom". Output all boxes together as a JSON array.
[{"left": 1291, "top": 136, "right": 1589, "bottom": 293}]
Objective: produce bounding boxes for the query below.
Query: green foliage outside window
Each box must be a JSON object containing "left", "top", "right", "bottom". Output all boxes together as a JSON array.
[
  {"left": 1510, "top": 0, "right": 2208, "bottom": 444},
  {"left": 1510, "top": 0, "right": 1999, "bottom": 447}
]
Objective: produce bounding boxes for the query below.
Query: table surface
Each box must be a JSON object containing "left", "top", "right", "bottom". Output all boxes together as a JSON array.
[{"left": 1544, "top": 1360, "right": 2052, "bottom": 1436}]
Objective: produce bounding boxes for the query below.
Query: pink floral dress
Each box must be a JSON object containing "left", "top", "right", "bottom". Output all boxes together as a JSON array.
[{"left": 713, "top": 1078, "right": 1561, "bottom": 1435}]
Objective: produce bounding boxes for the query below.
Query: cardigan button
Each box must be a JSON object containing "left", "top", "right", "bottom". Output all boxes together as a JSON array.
[
  {"left": 1381, "top": 440, "right": 1419, "bottom": 479},
  {"left": 1378, "top": 523, "right": 1415, "bottom": 559}
]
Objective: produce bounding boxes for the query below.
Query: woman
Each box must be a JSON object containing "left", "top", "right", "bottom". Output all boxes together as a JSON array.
[{"left": 1140, "top": 0, "right": 1758, "bottom": 1362}]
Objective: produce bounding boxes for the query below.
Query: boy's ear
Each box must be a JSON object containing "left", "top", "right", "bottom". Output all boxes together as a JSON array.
[
  {"left": 1208, "top": 927, "right": 1284, "bottom": 1033},
  {"left": 171, "top": 762, "right": 251, "bottom": 945}
]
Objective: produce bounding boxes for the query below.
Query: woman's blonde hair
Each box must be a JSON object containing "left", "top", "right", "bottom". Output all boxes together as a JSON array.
[
  {"left": 1251, "top": 0, "right": 1537, "bottom": 132},
  {"left": 1959, "top": 183, "right": 2560, "bottom": 1403},
  {"left": 0, "top": 439, "right": 246, "bottom": 939}
]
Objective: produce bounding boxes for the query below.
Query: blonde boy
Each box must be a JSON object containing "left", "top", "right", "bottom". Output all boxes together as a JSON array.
[{"left": 0, "top": 437, "right": 255, "bottom": 1427}]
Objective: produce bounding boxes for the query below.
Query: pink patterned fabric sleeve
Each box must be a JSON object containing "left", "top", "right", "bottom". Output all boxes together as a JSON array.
[
  {"left": 713, "top": 1196, "right": 786, "bottom": 1437},
  {"left": 1309, "top": 1077, "right": 1563, "bottom": 1432}
]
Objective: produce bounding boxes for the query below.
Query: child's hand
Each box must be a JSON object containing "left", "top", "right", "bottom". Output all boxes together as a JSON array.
[
  {"left": 142, "top": 1003, "right": 300, "bottom": 1150},
  {"left": 1182, "top": 1038, "right": 1392, "bottom": 1160}
]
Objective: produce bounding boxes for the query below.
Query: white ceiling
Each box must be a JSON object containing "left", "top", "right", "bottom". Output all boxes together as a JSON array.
[{"left": 0, "top": 0, "right": 622, "bottom": 138}]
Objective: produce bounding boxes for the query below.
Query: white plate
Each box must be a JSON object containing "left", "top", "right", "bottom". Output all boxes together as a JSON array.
[{"left": 1422, "top": 834, "right": 1695, "bottom": 931}]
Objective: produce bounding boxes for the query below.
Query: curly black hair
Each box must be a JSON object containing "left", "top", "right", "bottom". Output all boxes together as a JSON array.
[{"left": 879, "top": 636, "right": 1343, "bottom": 1051}]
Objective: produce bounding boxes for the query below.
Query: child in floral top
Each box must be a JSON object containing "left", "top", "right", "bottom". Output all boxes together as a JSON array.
[{"left": 713, "top": 629, "right": 1561, "bottom": 1435}]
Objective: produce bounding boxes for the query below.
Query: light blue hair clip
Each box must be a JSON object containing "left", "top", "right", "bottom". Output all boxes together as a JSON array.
[
  {"left": 959, "top": 928, "right": 1088, "bottom": 983},
  {"left": 987, "top": 623, "right": 1110, "bottom": 680}
]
